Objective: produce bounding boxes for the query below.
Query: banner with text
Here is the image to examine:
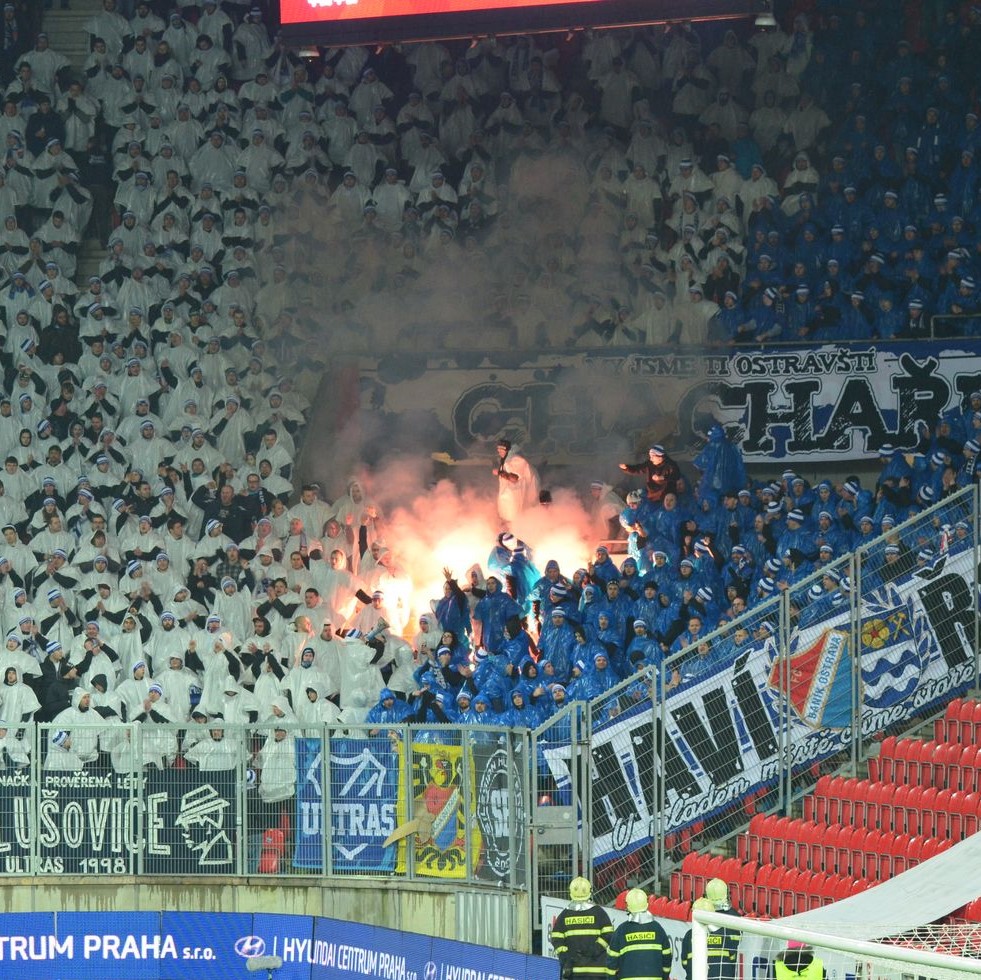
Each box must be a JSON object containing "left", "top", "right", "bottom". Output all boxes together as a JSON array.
[
  {"left": 293, "top": 736, "right": 398, "bottom": 873},
  {"left": 0, "top": 910, "right": 558, "bottom": 980},
  {"left": 358, "top": 342, "right": 981, "bottom": 463},
  {"left": 552, "top": 545, "right": 978, "bottom": 865},
  {"left": 473, "top": 740, "right": 526, "bottom": 885},
  {"left": 6, "top": 764, "right": 238, "bottom": 875}
]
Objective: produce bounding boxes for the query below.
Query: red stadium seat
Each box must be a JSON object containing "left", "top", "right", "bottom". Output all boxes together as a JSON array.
[
  {"left": 758, "top": 815, "right": 784, "bottom": 866},
  {"left": 852, "top": 778, "right": 875, "bottom": 824},
  {"left": 891, "top": 739, "right": 916, "bottom": 784},
  {"left": 873, "top": 782, "right": 895, "bottom": 832},
  {"left": 751, "top": 864, "right": 773, "bottom": 916},
  {"left": 767, "top": 867, "right": 792, "bottom": 917},
  {"left": 959, "top": 745, "right": 981, "bottom": 794},
  {"left": 969, "top": 702, "right": 981, "bottom": 744},
  {"left": 787, "top": 870, "right": 813, "bottom": 915},
  {"left": 891, "top": 784, "right": 915, "bottom": 835},
  {"left": 839, "top": 779, "right": 857, "bottom": 824},
  {"left": 917, "top": 786, "right": 939, "bottom": 837},
  {"left": 878, "top": 737, "right": 899, "bottom": 782},
  {"left": 798, "top": 822, "right": 822, "bottom": 872},
  {"left": 958, "top": 700, "right": 979, "bottom": 744},
  {"left": 839, "top": 826, "right": 861, "bottom": 877},
  {"left": 824, "top": 775, "right": 848, "bottom": 824},
  {"left": 870, "top": 781, "right": 895, "bottom": 829},
  {"left": 961, "top": 793, "right": 981, "bottom": 836},
  {"left": 946, "top": 792, "right": 965, "bottom": 840},
  {"left": 941, "top": 698, "right": 964, "bottom": 743},
  {"left": 912, "top": 740, "right": 936, "bottom": 786},
  {"left": 932, "top": 788, "right": 953, "bottom": 839},
  {"left": 804, "top": 776, "right": 831, "bottom": 822},
  {"left": 742, "top": 813, "right": 766, "bottom": 863}
]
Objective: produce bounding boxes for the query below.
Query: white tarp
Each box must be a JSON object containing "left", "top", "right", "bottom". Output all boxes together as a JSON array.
[{"left": 777, "top": 829, "right": 981, "bottom": 939}]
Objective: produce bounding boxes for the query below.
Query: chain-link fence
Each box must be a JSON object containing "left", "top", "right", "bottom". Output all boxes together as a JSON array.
[
  {"left": 2, "top": 488, "right": 977, "bottom": 927},
  {"left": 531, "top": 703, "right": 587, "bottom": 925},
  {"left": 3, "top": 722, "right": 528, "bottom": 884},
  {"left": 530, "top": 484, "right": 980, "bottom": 907}
]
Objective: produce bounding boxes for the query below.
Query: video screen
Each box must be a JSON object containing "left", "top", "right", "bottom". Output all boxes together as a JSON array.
[{"left": 278, "top": 0, "right": 757, "bottom": 49}]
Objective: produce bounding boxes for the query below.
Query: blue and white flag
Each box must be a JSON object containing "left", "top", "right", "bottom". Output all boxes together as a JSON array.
[{"left": 293, "top": 737, "right": 398, "bottom": 872}]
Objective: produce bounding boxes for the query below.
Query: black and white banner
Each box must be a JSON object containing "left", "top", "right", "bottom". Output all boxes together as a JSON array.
[
  {"left": 546, "top": 546, "right": 978, "bottom": 864},
  {"left": 359, "top": 342, "right": 981, "bottom": 463},
  {"left": 0, "top": 767, "right": 238, "bottom": 874},
  {"left": 473, "top": 740, "right": 526, "bottom": 884}
]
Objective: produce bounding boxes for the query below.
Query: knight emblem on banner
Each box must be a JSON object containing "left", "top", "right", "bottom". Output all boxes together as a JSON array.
[{"left": 392, "top": 742, "right": 481, "bottom": 878}]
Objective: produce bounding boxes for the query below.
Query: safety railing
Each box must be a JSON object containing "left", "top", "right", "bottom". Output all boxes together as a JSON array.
[
  {"left": 3, "top": 488, "right": 977, "bottom": 922},
  {"left": 0, "top": 722, "right": 530, "bottom": 887},
  {"left": 928, "top": 311, "right": 981, "bottom": 338},
  {"left": 530, "top": 483, "right": 980, "bottom": 906}
]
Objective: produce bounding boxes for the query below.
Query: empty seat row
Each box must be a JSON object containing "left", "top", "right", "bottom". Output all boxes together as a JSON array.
[
  {"left": 934, "top": 699, "right": 981, "bottom": 745},
  {"left": 690, "top": 864, "right": 873, "bottom": 918},
  {"left": 804, "top": 776, "right": 981, "bottom": 836},
  {"left": 957, "top": 898, "right": 981, "bottom": 923},
  {"left": 869, "top": 737, "right": 981, "bottom": 791},
  {"left": 648, "top": 895, "right": 694, "bottom": 922},
  {"left": 670, "top": 854, "right": 882, "bottom": 918},
  {"left": 748, "top": 866, "right": 872, "bottom": 918},
  {"left": 738, "top": 814, "right": 954, "bottom": 880},
  {"left": 671, "top": 852, "right": 749, "bottom": 905}
]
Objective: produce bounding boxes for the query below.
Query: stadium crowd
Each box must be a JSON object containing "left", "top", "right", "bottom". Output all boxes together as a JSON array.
[{"left": 0, "top": 0, "right": 978, "bottom": 788}]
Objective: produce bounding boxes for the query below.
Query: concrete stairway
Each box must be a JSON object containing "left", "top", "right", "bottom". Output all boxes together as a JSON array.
[
  {"left": 42, "top": 1, "right": 108, "bottom": 264},
  {"left": 41, "top": 0, "right": 103, "bottom": 75}
]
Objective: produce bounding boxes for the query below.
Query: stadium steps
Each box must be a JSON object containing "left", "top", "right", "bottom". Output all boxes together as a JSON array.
[
  {"left": 75, "top": 239, "right": 103, "bottom": 282},
  {"left": 42, "top": 0, "right": 103, "bottom": 74},
  {"left": 653, "top": 699, "right": 981, "bottom": 921}
]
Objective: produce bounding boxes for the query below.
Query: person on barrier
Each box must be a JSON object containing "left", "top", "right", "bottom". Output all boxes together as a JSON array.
[
  {"left": 772, "top": 942, "right": 826, "bottom": 980},
  {"left": 619, "top": 445, "right": 680, "bottom": 506},
  {"left": 605, "top": 887, "right": 671, "bottom": 980},
  {"left": 549, "top": 876, "right": 613, "bottom": 979}
]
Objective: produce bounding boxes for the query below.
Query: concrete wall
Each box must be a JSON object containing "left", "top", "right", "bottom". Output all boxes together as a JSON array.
[{"left": 0, "top": 877, "right": 530, "bottom": 952}]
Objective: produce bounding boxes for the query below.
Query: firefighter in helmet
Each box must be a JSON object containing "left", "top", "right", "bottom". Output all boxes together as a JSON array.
[{"left": 549, "top": 877, "right": 613, "bottom": 979}]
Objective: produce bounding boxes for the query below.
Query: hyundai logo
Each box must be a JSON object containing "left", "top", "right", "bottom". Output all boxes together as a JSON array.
[
  {"left": 424, "top": 961, "right": 438, "bottom": 980},
  {"left": 234, "top": 936, "right": 267, "bottom": 958}
]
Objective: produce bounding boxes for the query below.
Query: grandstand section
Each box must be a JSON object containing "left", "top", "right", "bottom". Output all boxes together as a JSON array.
[{"left": 3, "top": 0, "right": 981, "bottom": 964}]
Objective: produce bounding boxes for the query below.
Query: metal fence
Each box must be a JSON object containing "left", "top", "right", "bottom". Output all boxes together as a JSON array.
[
  {"left": 530, "top": 483, "right": 980, "bottom": 908},
  {"left": 0, "top": 722, "right": 530, "bottom": 886},
  {"left": 1, "top": 488, "right": 977, "bottom": 931}
]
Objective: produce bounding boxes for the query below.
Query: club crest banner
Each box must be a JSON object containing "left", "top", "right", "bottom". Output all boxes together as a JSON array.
[{"left": 394, "top": 741, "right": 481, "bottom": 879}]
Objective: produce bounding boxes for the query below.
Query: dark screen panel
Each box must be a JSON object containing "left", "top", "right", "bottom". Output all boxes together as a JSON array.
[{"left": 279, "top": 0, "right": 758, "bottom": 48}]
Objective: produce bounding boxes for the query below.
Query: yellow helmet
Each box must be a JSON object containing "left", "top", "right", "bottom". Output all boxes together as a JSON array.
[
  {"left": 692, "top": 897, "right": 715, "bottom": 913},
  {"left": 705, "top": 878, "right": 730, "bottom": 908},
  {"left": 569, "top": 876, "right": 592, "bottom": 902},
  {"left": 625, "top": 888, "right": 648, "bottom": 914}
]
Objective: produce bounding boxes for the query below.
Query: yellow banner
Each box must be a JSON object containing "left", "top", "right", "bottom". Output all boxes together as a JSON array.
[{"left": 394, "top": 740, "right": 481, "bottom": 878}]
